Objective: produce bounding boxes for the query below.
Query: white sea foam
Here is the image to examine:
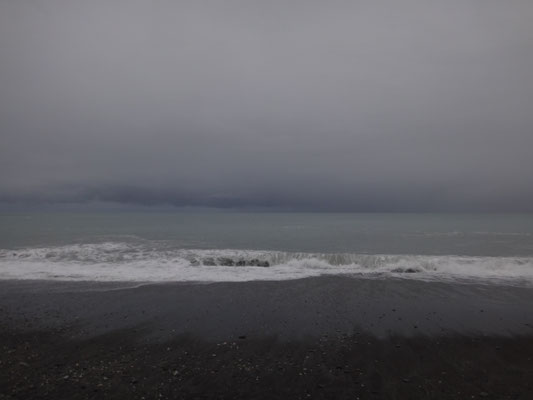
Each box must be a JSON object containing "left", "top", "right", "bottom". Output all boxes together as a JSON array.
[{"left": 1, "top": 243, "right": 533, "bottom": 286}]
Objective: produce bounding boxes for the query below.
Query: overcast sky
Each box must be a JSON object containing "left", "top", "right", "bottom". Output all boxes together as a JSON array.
[{"left": 1, "top": 0, "right": 532, "bottom": 211}]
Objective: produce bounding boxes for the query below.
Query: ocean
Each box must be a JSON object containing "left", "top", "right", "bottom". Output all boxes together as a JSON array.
[{"left": 1, "top": 212, "right": 533, "bottom": 286}]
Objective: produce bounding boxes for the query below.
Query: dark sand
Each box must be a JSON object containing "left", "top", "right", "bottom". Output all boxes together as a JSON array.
[{"left": 1, "top": 276, "right": 533, "bottom": 399}]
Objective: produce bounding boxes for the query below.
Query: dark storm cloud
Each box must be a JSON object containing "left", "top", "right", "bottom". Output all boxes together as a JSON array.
[{"left": 1, "top": 0, "right": 533, "bottom": 211}]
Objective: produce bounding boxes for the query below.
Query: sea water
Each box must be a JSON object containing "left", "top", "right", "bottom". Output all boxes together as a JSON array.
[{"left": 1, "top": 212, "right": 533, "bottom": 285}]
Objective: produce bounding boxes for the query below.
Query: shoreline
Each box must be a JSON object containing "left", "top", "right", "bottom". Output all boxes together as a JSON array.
[
  {"left": 1, "top": 276, "right": 533, "bottom": 339},
  {"left": 1, "top": 276, "right": 533, "bottom": 398}
]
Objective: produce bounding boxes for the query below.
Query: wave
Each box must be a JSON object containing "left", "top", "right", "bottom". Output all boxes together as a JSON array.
[{"left": 1, "top": 242, "right": 533, "bottom": 286}]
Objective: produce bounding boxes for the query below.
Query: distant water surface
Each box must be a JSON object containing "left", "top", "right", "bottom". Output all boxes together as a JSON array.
[{"left": 1, "top": 212, "right": 533, "bottom": 285}]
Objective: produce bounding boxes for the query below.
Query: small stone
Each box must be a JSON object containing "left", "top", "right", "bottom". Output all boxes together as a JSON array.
[{"left": 479, "top": 392, "right": 489, "bottom": 397}]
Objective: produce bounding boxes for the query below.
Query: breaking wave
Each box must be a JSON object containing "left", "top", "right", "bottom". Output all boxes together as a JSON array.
[{"left": 1, "top": 242, "right": 533, "bottom": 286}]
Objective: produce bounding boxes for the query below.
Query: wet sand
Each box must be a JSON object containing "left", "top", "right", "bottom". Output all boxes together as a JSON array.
[{"left": 1, "top": 277, "right": 533, "bottom": 399}]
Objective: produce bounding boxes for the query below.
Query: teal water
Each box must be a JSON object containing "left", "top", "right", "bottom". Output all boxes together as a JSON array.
[
  {"left": 1, "top": 212, "right": 533, "bottom": 284},
  {"left": 1, "top": 212, "right": 533, "bottom": 256}
]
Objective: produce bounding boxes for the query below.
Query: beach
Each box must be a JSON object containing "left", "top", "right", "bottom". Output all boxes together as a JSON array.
[
  {"left": 2, "top": 276, "right": 533, "bottom": 399},
  {"left": 3, "top": 0, "right": 533, "bottom": 396}
]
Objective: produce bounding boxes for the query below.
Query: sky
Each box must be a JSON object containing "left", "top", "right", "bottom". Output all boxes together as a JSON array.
[{"left": 1, "top": 0, "right": 532, "bottom": 211}]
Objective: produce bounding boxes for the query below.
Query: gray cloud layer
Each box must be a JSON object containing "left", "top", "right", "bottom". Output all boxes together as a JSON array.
[{"left": 1, "top": 1, "right": 533, "bottom": 211}]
